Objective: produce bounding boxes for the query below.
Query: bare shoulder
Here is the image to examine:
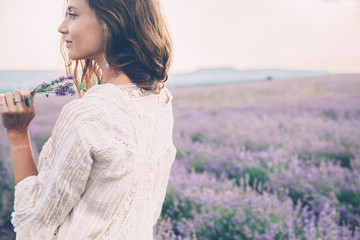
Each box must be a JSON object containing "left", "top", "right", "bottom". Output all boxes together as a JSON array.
[
  {"left": 164, "top": 92, "right": 169, "bottom": 104},
  {"left": 163, "top": 87, "right": 173, "bottom": 104}
]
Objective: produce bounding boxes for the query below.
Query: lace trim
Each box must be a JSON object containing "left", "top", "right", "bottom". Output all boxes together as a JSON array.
[
  {"left": 105, "top": 83, "right": 150, "bottom": 98},
  {"left": 87, "top": 83, "right": 172, "bottom": 107}
]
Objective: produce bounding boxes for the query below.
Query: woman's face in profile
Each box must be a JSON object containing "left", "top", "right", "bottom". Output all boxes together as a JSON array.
[{"left": 58, "top": 0, "right": 106, "bottom": 61}]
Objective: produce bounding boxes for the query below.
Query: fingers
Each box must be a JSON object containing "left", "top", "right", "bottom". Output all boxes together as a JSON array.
[
  {"left": 21, "top": 88, "right": 31, "bottom": 98},
  {"left": 0, "top": 88, "right": 34, "bottom": 113},
  {"left": 4, "top": 92, "right": 17, "bottom": 112},
  {"left": 13, "top": 89, "right": 25, "bottom": 111},
  {"left": 0, "top": 93, "right": 6, "bottom": 112},
  {"left": 0, "top": 88, "right": 36, "bottom": 132},
  {"left": 21, "top": 88, "right": 34, "bottom": 110}
]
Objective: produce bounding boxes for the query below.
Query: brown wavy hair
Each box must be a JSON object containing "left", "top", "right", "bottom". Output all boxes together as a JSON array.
[{"left": 60, "top": 0, "right": 172, "bottom": 97}]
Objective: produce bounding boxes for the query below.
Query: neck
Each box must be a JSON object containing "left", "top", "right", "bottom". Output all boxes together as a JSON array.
[
  {"left": 102, "top": 69, "right": 120, "bottom": 82},
  {"left": 103, "top": 71, "right": 133, "bottom": 85},
  {"left": 93, "top": 54, "right": 133, "bottom": 85}
]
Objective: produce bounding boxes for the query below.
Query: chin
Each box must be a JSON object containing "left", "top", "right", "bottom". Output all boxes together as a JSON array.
[
  {"left": 68, "top": 52, "right": 98, "bottom": 62},
  {"left": 68, "top": 54, "right": 86, "bottom": 61}
]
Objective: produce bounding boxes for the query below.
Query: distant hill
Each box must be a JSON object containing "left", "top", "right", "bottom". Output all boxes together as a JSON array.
[
  {"left": 0, "top": 68, "right": 333, "bottom": 92},
  {"left": 167, "top": 68, "right": 332, "bottom": 88}
]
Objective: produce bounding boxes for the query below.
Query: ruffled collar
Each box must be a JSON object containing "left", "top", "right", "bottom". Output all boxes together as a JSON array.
[{"left": 84, "top": 83, "right": 150, "bottom": 99}]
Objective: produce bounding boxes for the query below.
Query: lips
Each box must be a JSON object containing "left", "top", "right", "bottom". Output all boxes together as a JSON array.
[{"left": 65, "top": 40, "right": 72, "bottom": 47}]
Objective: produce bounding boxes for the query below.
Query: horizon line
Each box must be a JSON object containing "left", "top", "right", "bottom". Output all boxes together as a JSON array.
[{"left": 0, "top": 68, "right": 359, "bottom": 75}]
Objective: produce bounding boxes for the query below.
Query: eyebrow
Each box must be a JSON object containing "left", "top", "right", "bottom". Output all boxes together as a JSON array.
[{"left": 67, "top": 6, "right": 78, "bottom": 11}]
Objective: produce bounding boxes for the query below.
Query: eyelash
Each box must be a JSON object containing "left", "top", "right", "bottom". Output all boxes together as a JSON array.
[{"left": 66, "top": 13, "right": 77, "bottom": 18}]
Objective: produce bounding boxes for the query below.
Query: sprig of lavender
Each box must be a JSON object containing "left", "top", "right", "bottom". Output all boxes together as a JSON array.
[{"left": 30, "top": 74, "right": 78, "bottom": 97}]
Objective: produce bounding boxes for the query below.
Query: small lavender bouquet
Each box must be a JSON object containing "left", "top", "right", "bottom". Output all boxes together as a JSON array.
[{"left": 30, "top": 73, "right": 85, "bottom": 97}]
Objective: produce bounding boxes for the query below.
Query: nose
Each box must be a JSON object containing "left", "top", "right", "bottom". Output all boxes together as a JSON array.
[{"left": 58, "top": 19, "right": 68, "bottom": 34}]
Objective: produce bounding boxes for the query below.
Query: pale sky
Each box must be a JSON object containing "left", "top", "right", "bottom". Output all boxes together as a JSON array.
[{"left": 0, "top": 0, "right": 359, "bottom": 73}]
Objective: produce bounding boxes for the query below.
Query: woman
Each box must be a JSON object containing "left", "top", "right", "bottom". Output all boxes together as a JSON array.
[{"left": 0, "top": 0, "right": 176, "bottom": 239}]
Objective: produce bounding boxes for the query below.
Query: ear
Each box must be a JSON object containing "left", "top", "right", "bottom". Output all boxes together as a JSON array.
[{"left": 103, "top": 23, "right": 108, "bottom": 36}]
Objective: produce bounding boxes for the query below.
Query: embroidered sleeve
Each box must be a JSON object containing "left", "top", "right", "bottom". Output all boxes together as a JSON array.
[{"left": 11, "top": 99, "right": 105, "bottom": 238}]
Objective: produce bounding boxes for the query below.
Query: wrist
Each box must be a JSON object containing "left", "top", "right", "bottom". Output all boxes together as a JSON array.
[
  {"left": 11, "top": 145, "right": 31, "bottom": 150},
  {"left": 6, "top": 128, "right": 29, "bottom": 136},
  {"left": 6, "top": 129, "right": 31, "bottom": 146}
]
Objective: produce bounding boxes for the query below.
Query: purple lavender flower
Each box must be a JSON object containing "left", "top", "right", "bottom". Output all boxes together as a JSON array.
[{"left": 30, "top": 74, "right": 77, "bottom": 97}]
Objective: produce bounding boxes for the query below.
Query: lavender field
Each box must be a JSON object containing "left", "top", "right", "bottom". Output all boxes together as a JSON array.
[{"left": 1, "top": 75, "right": 360, "bottom": 239}]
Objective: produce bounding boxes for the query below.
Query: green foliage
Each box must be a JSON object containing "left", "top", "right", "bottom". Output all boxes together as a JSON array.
[
  {"left": 242, "top": 167, "right": 267, "bottom": 191},
  {"left": 243, "top": 140, "right": 270, "bottom": 152},
  {"left": 191, "top": 132, "right": 205, "bottom": 143},
  {"left": 161, "top": 186, "right": 200, "bottom": 221},
  {"left": 78, "top": 82, "right": 86, "bottom": 91},
  {"left": 244, "top": 140, "right": 252, "bottom": 151},
  {"left": 288, "top": 188, "right": 314, "bottom": 210},
  {"left": 314, "top": 151, "right": 354, "bottom": 169},
  {"left": 33, "top": 133, "right": 51, "bottom": 154},
  {"left": 197, "top": 207, "right": 244, "bottom": 240},
  {"left": 196, "top": 204, "right": 295, "bottom": 240},
  {"left": 297, "top": 153, "right": 311, "bottom": 162},
  {"left": 190, "top": 154, "right": 214, "bottom": 174},
  {"left": 161, "top": 186, "right": 202, "bottom": 236},
  {"left": 322, "top": 109, "right": 338, "bottom": 120},
  {"left": 337, "top": 189, "right": 360, "bottom": 231},
  {"left": 337, "top": 189, "right": 360, "bottom": 209}
]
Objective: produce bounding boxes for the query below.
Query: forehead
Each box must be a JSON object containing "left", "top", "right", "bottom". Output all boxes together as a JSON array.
[{"left": 66, "top": 0, "right": 89, "bottom": 11}]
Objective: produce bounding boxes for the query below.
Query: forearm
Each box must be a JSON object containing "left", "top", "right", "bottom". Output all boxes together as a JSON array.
[{"left": 7, "top": 129, "right": 38, "bottom": 184}]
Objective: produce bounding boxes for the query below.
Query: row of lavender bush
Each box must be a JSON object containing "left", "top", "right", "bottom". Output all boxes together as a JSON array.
[
  {"left": 1, "top": 75, "right": 360, "bottom": 239},
  {"left": 154, "top": 75, "right": 360, "bottom": 239}
]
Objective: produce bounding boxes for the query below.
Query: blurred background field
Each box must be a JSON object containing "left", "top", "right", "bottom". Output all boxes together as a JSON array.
[
  {"left": 1, "top": 74, "right": 360, "bottom": 239},
  {"left": 1, "top": 0, "right": 360, "bottom": 239}
]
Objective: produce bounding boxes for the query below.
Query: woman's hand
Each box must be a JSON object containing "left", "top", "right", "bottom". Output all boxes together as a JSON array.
[
  {"left": 0, "top": 88, "right": 36, "bottom": 135},
  {"left": 0, "top": 88, "right": 38, "bottom": 184}
]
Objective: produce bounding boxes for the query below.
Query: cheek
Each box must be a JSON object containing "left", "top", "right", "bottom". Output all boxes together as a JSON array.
[
  {"left": 68, "top": 24, "right": 83, "bottom": 45},
  {"left": 91, "top": 30, "right": 106, "bottom": 50},
  {"left": 80, "top": 23, "right": 105, "bottom": 52},
  {"left": 69, "top": 27, "right": 105, "bottom": 57}
]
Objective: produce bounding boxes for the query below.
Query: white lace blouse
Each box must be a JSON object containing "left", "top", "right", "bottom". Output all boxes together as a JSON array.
[{"left": 11, "top": 83, "right": 177, "bottom": 240}]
